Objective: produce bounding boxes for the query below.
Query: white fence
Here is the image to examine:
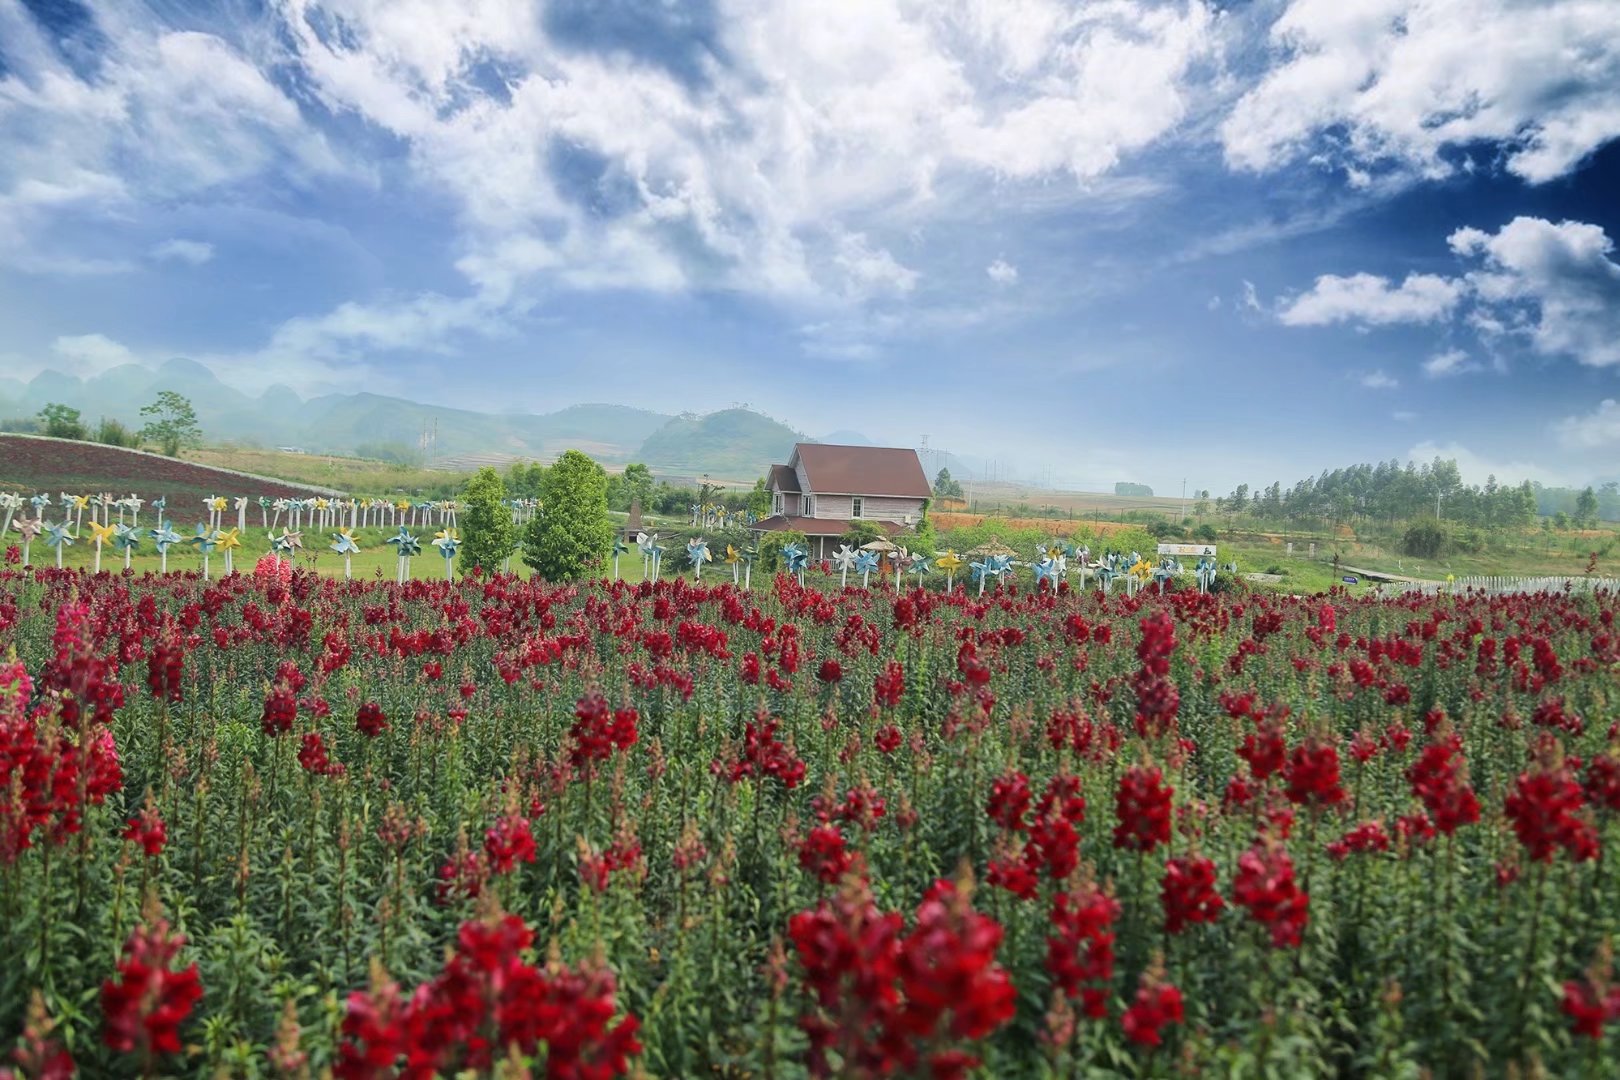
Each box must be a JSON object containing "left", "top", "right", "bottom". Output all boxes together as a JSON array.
[{"left": 1386, "top": 576, "right": 1620, "bottom": 597}]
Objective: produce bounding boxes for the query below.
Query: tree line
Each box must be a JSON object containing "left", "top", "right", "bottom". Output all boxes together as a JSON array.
[
  {"left": 1204, "top": 457, "right": 1613, "bottom": 531},
  {"left": 13, "top": 394, "right": 203, "bottom": 457}
]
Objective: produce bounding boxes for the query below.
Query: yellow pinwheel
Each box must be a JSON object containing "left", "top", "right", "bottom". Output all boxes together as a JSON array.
[
  {"left": 88, "top": 519, "right": 116, "bottom": 573},
  {"left": 218, "top": 528, "right": 243, "bottom": 573},
  {"left": 209, "top": 496, "right": 228, "bottom": 513}
]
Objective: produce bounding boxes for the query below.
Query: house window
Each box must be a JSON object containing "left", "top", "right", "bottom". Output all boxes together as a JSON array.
[
  {"left": 851, "top": 497, "right": 864, "bottom": 519},
  {"left": 772, "top": 493, "right": 783, "bottom": 516},
  {"left": 801, "top": 495, "right": 815, "bottom": 517}
]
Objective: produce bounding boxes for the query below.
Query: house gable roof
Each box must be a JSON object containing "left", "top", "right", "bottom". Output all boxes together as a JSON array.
[
  {"left": 767, "top": 464, "right": 801, "bottom": 494},
  {"left": 789, "top": 443, "right": 930, "bottom": 498}
]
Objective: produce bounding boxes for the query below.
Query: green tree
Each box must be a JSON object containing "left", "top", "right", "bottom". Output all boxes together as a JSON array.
[
  {"left": 840, "top": 520, "right": 886, "bottom": 548},
  {"left": 37, "top": 403, "right": 87, "bottom": 440},
  {"left": 933, "top": 468, "right": 963, "bottom": 499},
  {"left": 1554, "top": 511, "right": 1571, "bottom": 531},
  {"left": 746, "top": 477, "right": 772, "bottom": 519},
  {"left": 138, "top": 390, "right": 202, "bottom": 456},
  {"left": 459, "top": 467, "right": 518, "bottom": 575},
  {"left": 522, "top": 450, "right": 613, "bottom": 581},
  {"left": 1574, "top": 486, "right": 1600, "bottom": 528}
]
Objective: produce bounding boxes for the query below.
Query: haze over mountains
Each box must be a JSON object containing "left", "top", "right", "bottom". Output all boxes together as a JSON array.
[{"left": 0, "top": 359, "right": 964, "bottom": 483}]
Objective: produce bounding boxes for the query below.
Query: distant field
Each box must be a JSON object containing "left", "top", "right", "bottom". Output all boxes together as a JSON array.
[
  {"left": 957, "top": 481, "right": 1194, "bottom": 517},
  {"left": 931, "top": 511, "right": 1144, "bottom": 536},
  {"left": 189, "top": 446, "right": 470, "bottom": 494},
  {"left": 0, "top": 434, "right": 334, "bottom": 504}
]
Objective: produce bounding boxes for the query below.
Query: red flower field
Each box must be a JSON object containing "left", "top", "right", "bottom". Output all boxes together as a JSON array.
[{"left": 1, "top": 565, "right": 1618, "bottom": 1076}]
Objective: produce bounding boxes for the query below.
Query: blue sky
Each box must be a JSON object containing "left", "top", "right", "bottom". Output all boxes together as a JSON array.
[{"left": 3, "top": 0, "right": 1619, "bottom": 494}]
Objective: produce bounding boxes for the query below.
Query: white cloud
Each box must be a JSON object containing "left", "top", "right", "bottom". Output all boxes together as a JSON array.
[
  {"left": 1278, "top": 271, "right": 1462, "bottom": 326},
  {"left": 834, "top": 233, "right": 919, "bottom": 295},
  {"left": 150, "top": 239, "right": 215, "bottom": 265},
  {"left": 268, "top": 0, "right": 1217, "bottom": 304},
  {"left": 1449, "top": 217, "right": 1620, "bottom": 368},
  {"left": 1555, "top": 399, "right": 1620, "bottom": 451},
  {"left": 1391, "top": 410, "right": 1417, "bottom": 421},
  {"left": 0, "top": 5, "right": 347, "bottom": 274},
  {"left": 1222, "top": 0, "right": 1620, "bottom": 183},
  {"left": 50, "top": 333, "right": 140, "bottom": 377},
  {"left": 1240, "top": 280, "right": 1262, "bottom": 312},
  {"left": 1406, "top": 440, "right": 1567, "bottom": 487},
  {"left": 1422, "top": 348, "right": 1476, "bottom": 378},
  {"left": 1358, "top": 369, "right": 1398, "bottom": 389},
  {"left": 987, "top": 259, "right": 1019, "bottom": 286}
]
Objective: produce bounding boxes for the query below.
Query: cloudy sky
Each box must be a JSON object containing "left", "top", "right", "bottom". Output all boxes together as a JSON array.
[{"left": 2, "top": 0, "right": 1618, "bottom": 493}]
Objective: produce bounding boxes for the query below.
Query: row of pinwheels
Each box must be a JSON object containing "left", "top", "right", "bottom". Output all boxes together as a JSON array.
[{"left": 687, "top": 503, "right": 758, "bottom": 530}]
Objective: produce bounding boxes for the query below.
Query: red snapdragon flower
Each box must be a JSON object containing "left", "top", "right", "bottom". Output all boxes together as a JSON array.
[
  {"left": 1046, "top": 879, "right": 1118, "bottom": 1019},
  {"left": 483, "top": 813, "right": 538, "bottom": 875},
  {"left": 1504, "top": 738, "right": 1600, "bottom": 864},
  {"left": 101, "top": 914, "right": 203, "bottom": 1063},
  {"left": 1113, "top": 765, "right": 1173, "bottom": 853},
  {"left": 1161, "top": 854, "right": 1224, "bottom": 934},
  {"left": 1232, "top": 841, "right": 1308, "bottom": 948},
  {"left": 355, "top": 701, "right": 388, "bottom": 738},
  {"left": 1283, "top": 736, "right": 1346, "bottom": 810},
  {"left": 1121, "top": 970, "right": 1184, "bottom": 1047},
  {"left": 123, "top": 804, "right": 167, "bottom": 858}
]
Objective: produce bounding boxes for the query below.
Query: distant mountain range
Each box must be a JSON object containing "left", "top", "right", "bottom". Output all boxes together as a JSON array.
[{"left": 0, "top": 360, "right": 952, "bottom": 483}]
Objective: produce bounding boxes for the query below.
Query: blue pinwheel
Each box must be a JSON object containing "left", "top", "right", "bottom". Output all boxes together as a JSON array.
[
  {"left": 44, "top": 520, "right": 73, "bottom": 568},
  {"left": 832, "top": 544, "right": 859, "bottom": 588},
  {"left": 782, "top": 542, "right": 809, "bottom": 583},
  {"left": 29, "top": 493, "right": 50, "bottom": 516},
  {"left": 1195, "top": 557, "right": 1217, "bottom": 593},
  {"left": 149, "top": 521, "right": 181, "bottom": 573},
  {"left": 188, "top": 523, "right": 221, "bottom": 578},
  {"left": 331, "top": 527, "right": 361, "bottom": 579},
  {"left": 432, "top": 528, "right": 460, "bottom": 580},
  {"left": 151, "top": 496, "right": 166, "bottom": 518},
  {"left": 687, "top": 537, "right": 711, "bottom": 580},
  {"left": 854, "top": 549, "right": 880, "bottom": 587},
  {"left": 1033, "top": 556, "right": 1059, "bottom": 591},
  {"left": 907, "top": 554, "right": 931, "bottom": 585}
]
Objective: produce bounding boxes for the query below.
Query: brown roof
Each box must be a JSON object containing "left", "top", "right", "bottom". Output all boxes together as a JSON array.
[
  {"left": 767, "top": 464, "right": 800, "bottom": 494},
  {"left": 791, "top": 443, "right": 929, "bottom": 498}
]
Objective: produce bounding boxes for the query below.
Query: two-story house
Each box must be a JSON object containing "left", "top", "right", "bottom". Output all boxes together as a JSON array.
[{"left": 755, "top": 443, "right": 931, "bottom": 559}]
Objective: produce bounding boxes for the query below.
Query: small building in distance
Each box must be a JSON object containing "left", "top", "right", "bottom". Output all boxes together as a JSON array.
[{"left": 755, "top": 443, "right": 931, "bottom": 558}]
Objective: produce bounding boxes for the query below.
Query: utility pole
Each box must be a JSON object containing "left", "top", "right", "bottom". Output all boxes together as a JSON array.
[{"left": 1180, "top": 478, "right": 1187, "bottom": 523}]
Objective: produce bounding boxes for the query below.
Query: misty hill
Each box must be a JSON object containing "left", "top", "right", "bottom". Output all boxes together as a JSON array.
[
  {"left": 635, "top": 408, "right": 808, "bottom": 480},
  {"left": 0, "top": 361, "right": 888, "bottom": 480},
  {"left": 1, "top": 361, "right": 671, "bottom": 464}
]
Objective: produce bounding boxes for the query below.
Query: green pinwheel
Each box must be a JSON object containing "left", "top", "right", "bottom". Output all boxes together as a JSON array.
[
  {"left": 113, "top": 524, "right": 140, "bottom": 570},
  {"left": 908, "top": 554, "right": 931, "bottom": 586},
  {"left": 149, "top": 522, "right": 181, "bottom": 573},
  {"left": 387, "top": 528, "right": 421, "bottom": 584},
  {"left": 612, "top": 534, "right": 630, "bottom": 581}
]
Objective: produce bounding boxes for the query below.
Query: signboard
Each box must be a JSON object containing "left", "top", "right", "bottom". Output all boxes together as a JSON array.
[{"left": 1157, "top": 543, "right": 1217, "bottom": 557}]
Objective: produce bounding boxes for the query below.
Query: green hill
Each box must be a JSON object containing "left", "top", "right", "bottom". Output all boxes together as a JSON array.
[{"left": 636, "top": 408, "right": 806, "bottom": 480}]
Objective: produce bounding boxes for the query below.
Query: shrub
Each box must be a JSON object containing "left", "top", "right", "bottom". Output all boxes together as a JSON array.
[{"left": 1402, "top": 521, "right": 1447, "bottom": 559}]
